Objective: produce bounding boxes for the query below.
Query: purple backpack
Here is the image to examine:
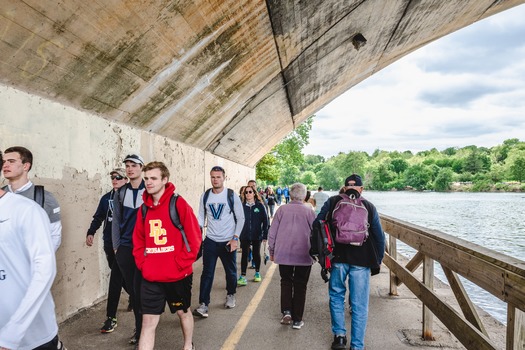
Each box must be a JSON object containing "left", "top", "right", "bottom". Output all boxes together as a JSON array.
[{"left": 332, "top": 193, "right": 369, "bottom": 246}]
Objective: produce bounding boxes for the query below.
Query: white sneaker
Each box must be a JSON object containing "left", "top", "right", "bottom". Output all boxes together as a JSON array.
[
  {"left": 225, "top": 294, "right": 236, "bottom": 308},
  {"left": 193, "top": 303, "right": 208, "bottom": 318}
]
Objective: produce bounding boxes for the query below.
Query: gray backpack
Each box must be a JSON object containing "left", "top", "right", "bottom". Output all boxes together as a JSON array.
[{"left": 332, "top": 193, "right": 369, "bottom": 246}]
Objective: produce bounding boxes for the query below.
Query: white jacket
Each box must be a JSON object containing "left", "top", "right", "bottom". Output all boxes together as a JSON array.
[{"left": 0, "top": 192, "right": 58, "bottom": 349}]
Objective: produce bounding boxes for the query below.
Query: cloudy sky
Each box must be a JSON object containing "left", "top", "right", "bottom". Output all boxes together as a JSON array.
[{"left": 303, "top": 4, "right": 525, "bottom": 158}]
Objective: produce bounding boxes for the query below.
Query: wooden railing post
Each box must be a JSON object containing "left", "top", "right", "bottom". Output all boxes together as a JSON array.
[
  {"left": 507, "top": 305, "right": 525, "bottom": 350},
  {"left": 389, "top": 233, "right": 398, "bottom": 296},
  {"left": 422, "top": 254, "right": 435, "bottom": 340}
]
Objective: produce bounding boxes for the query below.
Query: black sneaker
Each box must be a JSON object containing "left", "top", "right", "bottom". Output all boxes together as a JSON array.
[
  {"left": 292, "top": 320, "right": 304, "bottom": 329},
  {"left": 129, "top": 331, "right": 138, "bottom": 345},
  {"left": 331, "top": 335, "right": 347, "bottom": 350},
  {"left": 100, "top": 317, "right": 117, "bottom": 333}
]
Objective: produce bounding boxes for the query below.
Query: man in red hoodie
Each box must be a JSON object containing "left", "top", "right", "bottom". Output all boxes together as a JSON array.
[{"left": 132, "top": 161, "right": 201, "bottom": 350}]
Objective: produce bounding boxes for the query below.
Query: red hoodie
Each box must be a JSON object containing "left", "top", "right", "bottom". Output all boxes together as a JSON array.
[{"left": 133, "top": 182, "right": 202, "bottom": 283}]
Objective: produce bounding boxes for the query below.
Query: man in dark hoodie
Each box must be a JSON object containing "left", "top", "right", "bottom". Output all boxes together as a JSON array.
[
  {"left": 85, "top": 168, "right": 128, "bottom": 333},
  {"left": 316, "top": 174, "right": 385, "bottom": 350},
  {"left": 132, "top": 161, "right": 201, "bottom": 350},
  {"left": 112, "top": 154, "right": 146, "bottom": 347}
]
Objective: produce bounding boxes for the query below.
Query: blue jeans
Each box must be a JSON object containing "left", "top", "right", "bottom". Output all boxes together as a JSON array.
[
  {"left": 329, "top": 263, "right": 370, "bottom": 350},
  {"left": 198, "top": 237, "right": 237, "bottom": 305}
]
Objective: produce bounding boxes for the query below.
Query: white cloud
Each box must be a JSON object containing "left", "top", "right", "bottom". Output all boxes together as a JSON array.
[{"left": 304, "top": 4, "right": 525, "bottom": 157}]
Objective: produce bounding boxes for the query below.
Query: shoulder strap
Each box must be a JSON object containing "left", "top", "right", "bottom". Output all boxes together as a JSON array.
[
  {"left": 227, "top": 188, "right": 237, "bottom": 223},
  {"left": 34, "top": 185, "right": 45, "bottom": 208},
  {"left": 141, "top": 203, "right": 148, "bottom": 224},
  {"left": 118, "top": 185, "right": 127, "bottom": 212},
  {"left": 170, "top": 194, "right": 191, "bottom": 252},
  {"left": 140, "top": 194, "right": 190, "bottom": 252},
  {"left": 202, "top": 188, "right": 212, "bottom": 217}
]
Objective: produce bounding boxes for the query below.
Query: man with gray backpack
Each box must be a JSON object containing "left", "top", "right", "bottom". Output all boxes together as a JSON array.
[{"left": 316, "top": 174, "right": 385, "bottom": 350}]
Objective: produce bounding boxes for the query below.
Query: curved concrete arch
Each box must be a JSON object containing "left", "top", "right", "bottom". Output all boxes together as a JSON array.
[{"left": 1, "top": 0, "right": 523, "bottom": 167}]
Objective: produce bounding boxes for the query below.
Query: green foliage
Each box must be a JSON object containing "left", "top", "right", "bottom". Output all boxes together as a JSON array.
[
  {"left": 256, "top": 127, "right": 524, "bottom": 192},
  {"left": 404, "top": 164, "right": 433, "bottom": 190},
  {"left": 280, "top": 165, "right": 301, "bottom": 185},
  {"left": 433, "top": 168, "right": 454, "bottom": 191},
  {"left": 301, "top": 171, "right": 317, "bottom": 187},
  {"left": 471, "top": 180, "right": 492, "bottom": 192},
  {"left": 255, "top": 153, "right": 280, "bottom": 183},
  {"left": 316, "top": 163, "right": 340, "bottom": 190},
  {"left": 273, "top": 116, "right": 313, "bottom": 168},
  {"left": 510, "top": 156, "right": 525, "bottom": 182},
  {"left": 368, "top": 162, "right": 396, "bottom": 190},
  {"left": 390, "top": 158, "right": 409, "bottom": 174}
]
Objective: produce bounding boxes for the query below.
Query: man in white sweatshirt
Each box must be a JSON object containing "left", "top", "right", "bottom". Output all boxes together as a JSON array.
[
  {"left": 0, "top": 150, "right": 66, "bottom": 350},
  {"left": 2, "top": 146, "right": 62, "bottom": 251}
]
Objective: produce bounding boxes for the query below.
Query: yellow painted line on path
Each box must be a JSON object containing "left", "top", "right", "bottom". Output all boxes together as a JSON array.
[{"left": 220, "top": 262, "right": 278, "bottom": 350}]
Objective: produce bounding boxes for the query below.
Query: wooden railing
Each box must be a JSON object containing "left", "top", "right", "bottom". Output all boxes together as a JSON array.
[{"left": 380, "top": 214, "right": 525, "bottom": 350}]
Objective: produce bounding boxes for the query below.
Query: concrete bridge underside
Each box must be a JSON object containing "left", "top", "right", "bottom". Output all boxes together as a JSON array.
[
  {"left": 2, "top": 0, "right": 523, "bottom": 167},
  {"left": 1, "top": 0, "right": 524, "bottom": 322}
]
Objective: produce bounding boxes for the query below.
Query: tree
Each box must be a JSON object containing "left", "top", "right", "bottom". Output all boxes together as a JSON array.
[
  {"left": 343, "top": 151, "right": 368, "bottom": 177},
  {"left": 368, "top": 161, "right": 396, "bottom": 190},
  {"left": 274, "top": 116, "right": 314, "bottom": 168},
  {"left": 301, "top": 171, "right": 317, "bottom": 187},
  {"left": 255, "top": 153, "right": 279, "bottom": 183},
  {"left": 510, "top": 156, "right": 525, "bottom": 182},
  {"left": 404, "top": 164, "right": 433, "bottom": 190},
  {"left": 434, "top": 168, "right": 454, "bottom": 191},
  {"left": 390, "top": 158, "right": 409, "bottom": 174},
  {"left": 316, "top": 163, "right": 340, "bottom": 191},
  {"left": 463, "top": 149, "right": 490, "bottom": 174},
  {"left": 280, "top": 165, "right": 301, "bottom": 185}
]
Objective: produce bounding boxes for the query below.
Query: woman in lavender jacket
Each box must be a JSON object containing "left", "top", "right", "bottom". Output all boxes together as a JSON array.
[{"left": 268, "top": 183, "right": 316, "bottom": 330}]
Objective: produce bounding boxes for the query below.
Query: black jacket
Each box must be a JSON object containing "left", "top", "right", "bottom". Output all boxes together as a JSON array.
[
  {"left": 240, "top": 201, "right": 269, "bottom": 241},
  {"left": 87, "top": 190, "right": 115, "bottom": 245}
]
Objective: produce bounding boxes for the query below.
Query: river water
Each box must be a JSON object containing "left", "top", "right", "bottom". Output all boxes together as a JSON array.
[{"left": 325, "top": 190, "right": 525, "bottom": 324}]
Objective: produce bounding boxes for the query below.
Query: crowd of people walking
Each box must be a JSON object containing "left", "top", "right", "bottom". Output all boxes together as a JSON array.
[{"left": 0, "top": 147, "right": 385, "bottom": 350}]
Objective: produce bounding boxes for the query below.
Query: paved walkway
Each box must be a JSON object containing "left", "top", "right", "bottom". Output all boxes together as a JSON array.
[{"left": 59, "top": 254, "right": 505, "bottom": 349}]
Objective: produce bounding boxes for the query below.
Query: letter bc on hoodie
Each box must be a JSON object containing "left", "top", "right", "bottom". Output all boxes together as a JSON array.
[{"left": 133, "top": 182, "right": 202, "bottom": 283}]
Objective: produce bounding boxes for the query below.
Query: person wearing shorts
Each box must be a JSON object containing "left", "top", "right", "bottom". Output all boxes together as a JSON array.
[{"left": 132, "top": 162, "right": 202, "bottom": 350}]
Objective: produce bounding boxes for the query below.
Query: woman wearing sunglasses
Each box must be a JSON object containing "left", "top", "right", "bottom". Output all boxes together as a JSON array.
[{"left": 237, "top": 186, "right": 269, "bottom": 286}]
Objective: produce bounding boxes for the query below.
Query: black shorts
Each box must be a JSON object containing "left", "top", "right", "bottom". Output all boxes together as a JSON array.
[{"left": 140, "top": 274, "right": 193, "bottom": 314}]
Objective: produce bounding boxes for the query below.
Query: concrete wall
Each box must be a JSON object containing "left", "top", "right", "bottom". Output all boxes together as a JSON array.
[{"left": 0, "top": 84, "right": 254, "bottom": 322}]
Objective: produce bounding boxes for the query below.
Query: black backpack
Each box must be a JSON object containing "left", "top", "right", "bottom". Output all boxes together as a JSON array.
[
  {"left": 1, "top": 184, "right": 44, "bottom": 208},
  {"left": 310, "top": 219, "right": 334, "bottom": 283},
  {"left": 202, "top": 188, "right": 237, "bottom": 223},
  {"left": 140, "top": 194, "right": 191, "bottom": 253}
]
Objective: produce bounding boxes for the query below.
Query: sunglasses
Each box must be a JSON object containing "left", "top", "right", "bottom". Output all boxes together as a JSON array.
[
  {"left": 111, "top": 175, "right": 124, "bottom": 180},
  {"left": 244, "top": 190, "right": 254, "bottom": 194}
]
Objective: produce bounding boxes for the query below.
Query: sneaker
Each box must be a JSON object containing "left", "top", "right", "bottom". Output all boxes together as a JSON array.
[
  {"left": 292, "top": 320, "right": 304, "bottom": 329},
  {"left": 225, "top": 294, "right": 236, "bottom": 309},
  {"left": 57, "top": 340, "right": 67, "bottom": 350},
  {"left": 193, "top": 303, "right": 209, "bottom": 318},
  {"left": 128, "top": 333, "right": 138, "bottom": 345},
  {"left": 100, "top": 317, "right": 117, "bottom": 333},
  {"left": 253, "top": 272, "right": 261, "bottom": 282},
  {"left": 331, "top": 335, "right": 347, "bottom": 350},
  {"left": 237, "top": 275, "right": 247, "bottom": 286},
  {"left": 280, "top": 310, "right": 292, "bottom": 325}
]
